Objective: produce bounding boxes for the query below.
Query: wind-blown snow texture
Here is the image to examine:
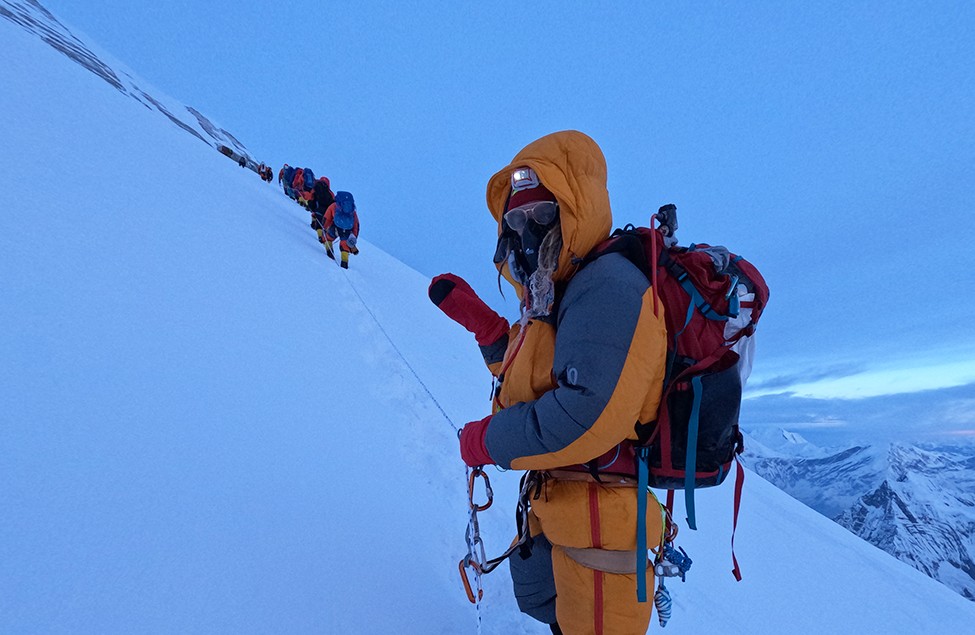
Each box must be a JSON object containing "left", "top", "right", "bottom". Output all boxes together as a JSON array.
[{"left": 3, "top": 6, "right": 975, "bottom": 633}]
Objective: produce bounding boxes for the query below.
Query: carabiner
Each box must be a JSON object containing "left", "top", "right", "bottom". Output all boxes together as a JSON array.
[
  {"left": 468, "top": 467, "right": 494, "bottom": 512},
  {"left": 458, "top": 557, "right": 484, "bottom": 603}
]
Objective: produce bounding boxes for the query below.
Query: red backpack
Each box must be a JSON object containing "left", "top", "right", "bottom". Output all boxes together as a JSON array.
[
  {"left": 459, "top": 205, "right": 769, "bottom": 606},
  {"left": 580, "top": 204, "right": 769, "bottom": 583}
]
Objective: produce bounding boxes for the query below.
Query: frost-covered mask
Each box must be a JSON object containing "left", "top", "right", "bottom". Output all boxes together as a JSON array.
[{"left": 504, "top": 200, "right": 559, "bottom": 276}]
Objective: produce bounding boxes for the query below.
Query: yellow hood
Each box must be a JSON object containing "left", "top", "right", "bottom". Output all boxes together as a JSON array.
[{"left": 487, "top": 130, "right": 612, "bottom": 294}]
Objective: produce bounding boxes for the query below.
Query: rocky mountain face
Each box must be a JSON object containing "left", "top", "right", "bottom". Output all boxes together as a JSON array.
[
  {"left": 742, "top": 429, "right": 975, "bottom": 601},
  {"left": 1, "top": 0, "right": 257, "bottom": 166}
]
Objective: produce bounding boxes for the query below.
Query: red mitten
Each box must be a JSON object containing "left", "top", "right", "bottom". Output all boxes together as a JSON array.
[
  {"left": 428, "top": 274, "right": 509, "bottom": 346},
  {"left": 459, "top": 415, "right": 494, "bottom": 467}
]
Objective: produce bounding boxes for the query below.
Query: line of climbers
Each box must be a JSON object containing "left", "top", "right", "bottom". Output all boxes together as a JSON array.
[{"left": 278, "top": 163, "right": 361, "bottom": 269}]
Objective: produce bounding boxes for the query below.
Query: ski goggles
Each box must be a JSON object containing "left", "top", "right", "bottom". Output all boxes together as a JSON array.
[
  {"left": 503, "top": 200, "right": 559, "bottom": 234},
  {"left": 510, "top": 167, "right": 540, "bottom": 192}
]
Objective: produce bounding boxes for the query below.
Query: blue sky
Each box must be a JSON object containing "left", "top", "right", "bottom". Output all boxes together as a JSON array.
[{"left": 36, "top": 0, "right": 975, "bottom": 441}]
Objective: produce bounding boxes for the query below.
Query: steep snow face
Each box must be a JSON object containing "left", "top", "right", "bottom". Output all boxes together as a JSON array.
[
  {"left": 745, "top": 438, "right": 975, "bottom": 602},
  {"left": 0, "top": 10, "right": 510, "bottom": 633},
  {"left": 0, "top": 0, "right": 255, "bottom": 163},
  {"left": 4, "top": 4, "right": 975, "bottom": 634}
]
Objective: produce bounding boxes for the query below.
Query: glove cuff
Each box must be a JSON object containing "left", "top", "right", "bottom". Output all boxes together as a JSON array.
[{"left": 459, "top": 415, "right": 494, "bottom": 467}]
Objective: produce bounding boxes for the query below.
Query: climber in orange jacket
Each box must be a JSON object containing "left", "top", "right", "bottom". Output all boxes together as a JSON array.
[
  {"left": 323, "top": 191, "right": 360, "bottom": 269},
  {"left": 429, "top": 131, "right": 668, "bottom": 635}
]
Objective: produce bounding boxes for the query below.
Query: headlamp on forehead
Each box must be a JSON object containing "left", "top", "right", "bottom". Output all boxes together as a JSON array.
[{"left": 511, "top": 167, "right": 540, "bottom": 192}]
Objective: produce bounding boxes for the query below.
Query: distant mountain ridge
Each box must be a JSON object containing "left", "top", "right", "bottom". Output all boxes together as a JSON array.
[
  {"left": 743, "top": 429, "right": 975, "bottom": 601},
  {"left": 0, "top": 0, "right": 256, "bottom": 165}
]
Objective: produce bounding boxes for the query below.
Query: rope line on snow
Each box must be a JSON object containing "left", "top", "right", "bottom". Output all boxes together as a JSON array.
[
  {"left": 337, "top": 267, "right": 483, "bottom": 634},
  {"left": 340, "top": 272, "right": 460, "bottom": 433}
]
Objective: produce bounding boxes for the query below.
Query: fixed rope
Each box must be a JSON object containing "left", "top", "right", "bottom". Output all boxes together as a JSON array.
[
  {"left": 340, "top": 273, "right": 459, "bottom": 433},
  {"left": 338, "top": 271, "right": 488, "bottom": 632}
]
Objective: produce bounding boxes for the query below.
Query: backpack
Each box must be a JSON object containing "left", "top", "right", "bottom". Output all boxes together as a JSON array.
[
  {"left": 283, "top": 166, "right": 295, "bottom": 186},
  {"left": 303, "top": 168, "right": 315, "bottom": 190},
  {"left": 333, "top": 191, "right": 356, "bottom": 230},
  {"left": 581, "top": 204, "right": 768, "bottom": 583}
]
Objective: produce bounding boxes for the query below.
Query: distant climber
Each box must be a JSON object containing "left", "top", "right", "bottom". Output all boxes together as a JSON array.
[
  {"left": 282, "top": 165, "right": 296, "bottom": 199},
  {"left": 297, "top": 167, "right": 316, "bottom": 205},
  {"left": 323, "top": 191, "right": 360, "bottom": 269},
  {"left": 291, "top": 168, "right": 306, "bottom": 205},
  {"left": 309, "top": 176, "right": 336, "bottom": 244}
]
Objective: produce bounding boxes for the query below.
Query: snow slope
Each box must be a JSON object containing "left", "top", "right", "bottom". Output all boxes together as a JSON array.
[{"left": 3, "top": 10, "right": 975, "bottom": 634}]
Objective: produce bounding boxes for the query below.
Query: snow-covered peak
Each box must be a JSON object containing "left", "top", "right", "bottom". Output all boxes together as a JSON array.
[{"left": 743, "top": 427, "right": 835, "bottom": 459}]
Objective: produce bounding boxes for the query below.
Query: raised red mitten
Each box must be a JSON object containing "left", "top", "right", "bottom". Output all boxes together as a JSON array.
[{"left": 428, "top": 273, "right": 509, "bottom": 347}]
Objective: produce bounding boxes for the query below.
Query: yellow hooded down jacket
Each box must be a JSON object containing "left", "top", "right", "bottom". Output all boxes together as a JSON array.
[
  {"left": 482, "top": 131, "right": 668, "bottom": 633},
  {"left": 484, "top": 130, "right": 667, "bottom": 474}
]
